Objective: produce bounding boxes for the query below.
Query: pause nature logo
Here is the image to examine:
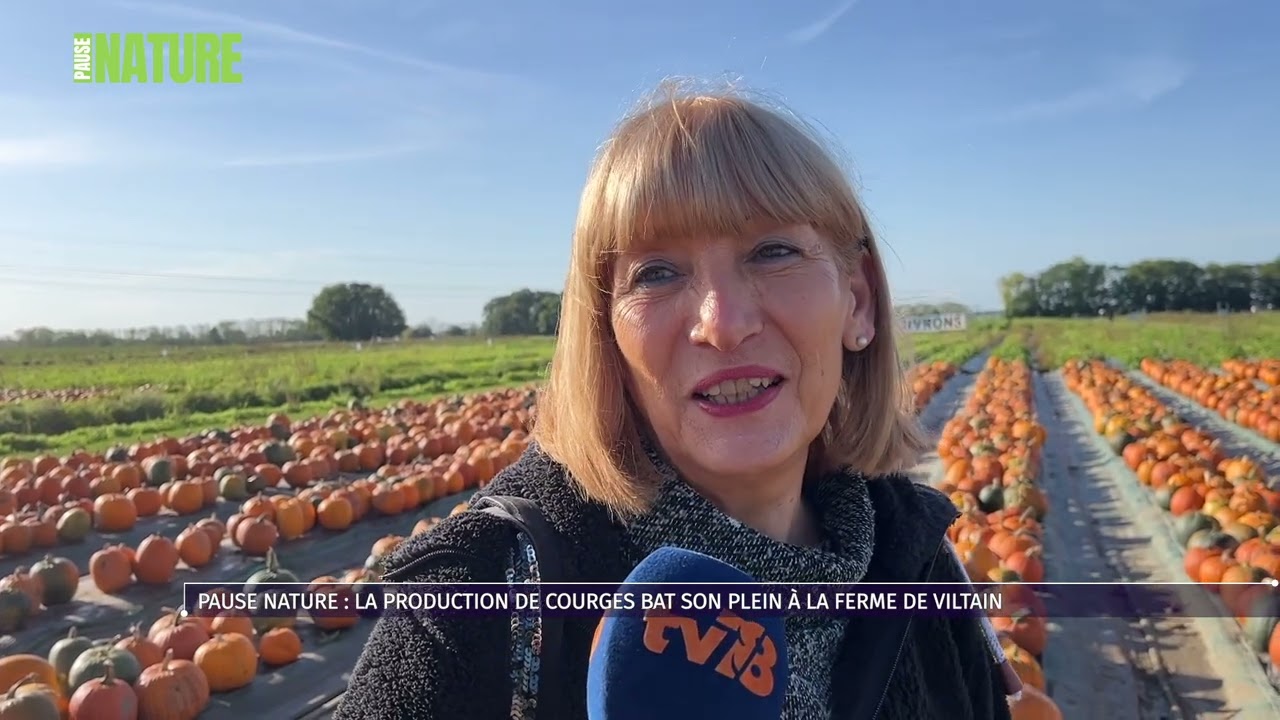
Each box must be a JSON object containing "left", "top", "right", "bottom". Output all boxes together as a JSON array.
[{"left": 73, "top": 33, "right": 243, "bottom": 83}]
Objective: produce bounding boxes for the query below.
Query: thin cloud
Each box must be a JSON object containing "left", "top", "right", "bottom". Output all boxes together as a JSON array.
[
  {"left": 992, "top": 55, "right": 1190, "bottom": 124},
  {"left": 784, "top": 0, "right": 859, "bottom": 45},
  {"left": 221, "top": 143, "right": 432, "bottom": 168},
  {"left": 0, "top": 134, "right": 96, "bottom": 168},
  {"left": 108, "top": 0, "right": 519, "bottom": 86}
]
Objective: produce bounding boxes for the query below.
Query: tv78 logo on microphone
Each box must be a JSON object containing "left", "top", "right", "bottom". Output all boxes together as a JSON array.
[{"left": 642, "top": 608, "right": 778, "bottom": 696}]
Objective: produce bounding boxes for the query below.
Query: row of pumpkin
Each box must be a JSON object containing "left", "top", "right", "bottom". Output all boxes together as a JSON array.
[
  {"left": 1140, "top": 357, "right": 1280, "bottom": 444},
  {"left": 1061, "top": 359, "right": 1280, "bottom": 679},
  {"left": 0, "top": 387, "right": 538, "bottom": 560},
  {"left": 932, "top": 355, "right": 1062, "bottom": 720},
  {"left": 0, "top": 516, "right": 449, "bottom": 720},
  {"left": 0, "top": 440, "right": 521, "bottom": 639}
]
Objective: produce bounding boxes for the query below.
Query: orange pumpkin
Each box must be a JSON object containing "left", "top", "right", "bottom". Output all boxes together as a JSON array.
[{"left": 193, "top": 634, "right": 258, "bottom": 692}]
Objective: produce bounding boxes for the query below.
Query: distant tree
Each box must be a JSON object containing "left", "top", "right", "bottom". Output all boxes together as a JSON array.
[
  {"left": 442, "top": 325, "right": 468, "bottom": 337},
  {"left": 998, "top": 254, "right": 1280, "bottom": 317},
  {"left": 481, "top": 289, "right": 561, "bottom": 336},
  {"left": 404, "top": 323, "right": 435, "bottom": 339},
  {"left": 306, "top": 283, "right": 408, "bottom": 341}
]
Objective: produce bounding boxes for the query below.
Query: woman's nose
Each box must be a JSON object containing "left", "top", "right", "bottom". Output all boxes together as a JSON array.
[{"left": 688, "top": 271, "right": 764, "bottom": 352}]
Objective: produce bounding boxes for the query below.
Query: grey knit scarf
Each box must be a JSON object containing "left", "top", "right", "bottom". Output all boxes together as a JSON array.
[{"left": 622, "top": 446, "right": 875, "bottom": 720}]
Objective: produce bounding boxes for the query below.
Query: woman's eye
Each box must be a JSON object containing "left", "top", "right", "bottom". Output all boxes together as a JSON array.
[
  {"left": 634, "top": 264, "right": 676, "bottom": 286},
  {"left": 755, "top": 242, "right": 798, "bottom": 260}
]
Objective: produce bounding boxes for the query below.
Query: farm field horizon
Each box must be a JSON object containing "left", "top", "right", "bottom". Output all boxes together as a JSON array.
[{"left": 2, "top": 309, "right": 1280, "bottom": 719}]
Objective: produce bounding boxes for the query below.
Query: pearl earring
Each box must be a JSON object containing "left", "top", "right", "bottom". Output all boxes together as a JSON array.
[{"left": 854, "top": 336, "right": 869, "bottom": 349}]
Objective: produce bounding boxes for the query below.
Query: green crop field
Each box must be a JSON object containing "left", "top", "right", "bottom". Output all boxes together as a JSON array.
[{"left": 0, "top": 323, "right": 1009, "bottom": 458}]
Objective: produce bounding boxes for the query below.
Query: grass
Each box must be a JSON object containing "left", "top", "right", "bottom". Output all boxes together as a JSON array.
[
  {"left": 0, "top": 337, "right": 554, "bottom": 453},
  {"left": 0, "top": 328, "right": 999, "bottom": 459},
  {"left": 1020, "top": 311, "right": 1280, "bottom": 369}
]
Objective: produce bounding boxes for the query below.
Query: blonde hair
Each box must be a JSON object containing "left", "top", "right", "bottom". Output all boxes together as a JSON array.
[{"left": 532, "top": 79, "right": 929, "bottom": 517}]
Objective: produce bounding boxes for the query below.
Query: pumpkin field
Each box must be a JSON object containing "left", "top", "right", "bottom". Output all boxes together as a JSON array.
[{"left": 1, "top": 312, "right": 1279, "bottom": 720}]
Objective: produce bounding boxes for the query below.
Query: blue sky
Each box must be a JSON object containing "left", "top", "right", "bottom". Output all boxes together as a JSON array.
[{"left": 0, "top": 0, "right": 1276, "bottom": 336}]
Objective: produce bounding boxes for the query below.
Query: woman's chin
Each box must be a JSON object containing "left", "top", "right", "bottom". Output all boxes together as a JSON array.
[{"left": 684, "top": 436, "right": 802, "bottom": 479}]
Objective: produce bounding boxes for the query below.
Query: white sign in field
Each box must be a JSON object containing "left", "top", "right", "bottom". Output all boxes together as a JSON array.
[{"left": 902, "top": 313, "right": 968, "bottom": 333}]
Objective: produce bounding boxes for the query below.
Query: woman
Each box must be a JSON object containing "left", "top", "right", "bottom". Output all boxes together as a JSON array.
[{"left": 335, "top": 81, "right": 1015, "bottom": 720}]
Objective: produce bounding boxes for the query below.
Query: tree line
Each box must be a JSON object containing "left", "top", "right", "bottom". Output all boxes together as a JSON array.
[
  {"left": 9, "top": 253, "right": 1277, "bottom": 348},
  {"left": 999, "top": 256, "right": 1280, "bottom": 317}
]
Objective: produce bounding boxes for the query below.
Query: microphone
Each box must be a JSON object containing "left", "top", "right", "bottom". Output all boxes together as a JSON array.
[{"left": 586, "top": 547, "right": 789, "bottom": 719}]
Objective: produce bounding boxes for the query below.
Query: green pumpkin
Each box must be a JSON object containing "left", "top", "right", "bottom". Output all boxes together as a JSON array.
[
  {"left": 245, "top": 549, "right": 301, "bottom": 632},
  {"left": 67, "top": 644, "right": 142, "bottom": 691},
  {"left": 263, "top": 441, "right": 295, "bottom": 466},
  {"left": 244, "top": 547, "right": 299, "bottom": 590},
  {"left": 213, "top": 465, "right": 241, "bottom": 482},
  {"left": 1152, "top": 486, "right": 1175, "bottom": 511},
  {"left": 1186, "top": 530, "right": 1238, "bottom": 553},
  {"left": 219, "top": 472, "right": 249, "bottom": 501},
  {"left": 104, "top": 445, "right": 130, "bottom": 463},
  {"left": 977, "top": 483, "right": 1004, "bottom": 513},
  {"left": 0, "top": 587, "right": 33, "bottom": 634},
  {"left": 245, "top": 473, "right": 271, "bottom": 495},
  {"left": 48, "top": 626, "right": 95, "bottom": 689},
  {"left": 1174, "top": 512, "right": 1218, "bottom": 547},
  {"left": 55, "top": 508, "right": 92, "bottom": 543},
  {"left": 146, "top": 456, "right": 173, "bottom": 486},
  {"left": 30, "top": 555, "right": 78, "bottom": 606}
]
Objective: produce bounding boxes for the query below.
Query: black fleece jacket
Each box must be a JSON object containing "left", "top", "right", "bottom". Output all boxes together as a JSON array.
[{"left": 333, "top": 445, "right": 1014, "bottom": 720}]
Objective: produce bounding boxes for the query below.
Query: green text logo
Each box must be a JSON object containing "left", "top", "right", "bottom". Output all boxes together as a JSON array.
[{"left": 73, "top": 32, "right": 243, "bottom": 84}]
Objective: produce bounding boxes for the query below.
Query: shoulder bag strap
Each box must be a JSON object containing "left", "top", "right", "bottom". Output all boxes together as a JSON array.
[{"left": 471, "top": 494, "right": 567, "bottom": 720}]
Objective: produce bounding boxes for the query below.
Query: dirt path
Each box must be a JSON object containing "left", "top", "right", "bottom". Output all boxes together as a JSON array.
[
  {"left": 908, "top": 352, "right": 987, "bottom": 485},
  {"left": 1041, "top": 370, "right": 1280, "bottom": 720}
]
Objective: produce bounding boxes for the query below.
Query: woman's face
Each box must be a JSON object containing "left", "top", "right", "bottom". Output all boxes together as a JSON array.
[{"left": 610, "top": 222, "right": 876, "bottom": 490}]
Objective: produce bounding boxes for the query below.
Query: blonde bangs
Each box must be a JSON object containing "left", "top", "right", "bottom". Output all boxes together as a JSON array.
[{"left": 591, "top": 90, "right": 868, "bottom": 267}]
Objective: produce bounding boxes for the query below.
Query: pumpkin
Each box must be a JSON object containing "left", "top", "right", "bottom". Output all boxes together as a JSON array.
[
  {"left": 194, "top": 513, "right": 226, "bottom": 547},
  {"left": 54, "top": 508, "right": 92, "bottom": 543},
  {"left": 67, "top": 644, "right": 141, "bottom": 692},
  {"left": 134, "top": 650, "right": 209, "bottom": 720},
  {"left": 0, "top": 674, "right": 61, "bottom": 720},
  {"left": 29, "top": 555, "right": 78, "bottom": 606},
  {"left": 233, "top": 515, "right": 278, "bottom": 556},
  {"left": 114, "top": 624, "right": 165, "bottom": 670},
  {"left": 258, "top": 627, "right": 302, "bottom": 667},
  {"left": 148, "top": 610, "right": 210, "bottom": 661},
  {"left": 193, "top": 634, "right": 258, "bottom": 692},
  {"left": 0, "top": 656, "right": 59, "bottom": 703},
  {"left": 68, "top": 663, "right": 137, "bottom": 720},
  {"left": 174, "top": 525, "right": 214, "bottom": 569},
  {"left": 209, "top": 611, "right": 255, "bottom": 640},
  {"left": 0, "top": 587, "right": 33, "bottom": 634},
  {"left": 244, "top": 548, "right": 300, "bottom": 632},
  {"left": 89, "top": 545, "right": 134, "bottom": 595},
  {"left": 48, "top": 626, "right": 94, "bottom": 690},
  {"left": 92, "top": 494, "right": 137, "bottom": 533},
  {"left": 243, "top": 547, "right": 299, "bottom": 589},
  {"left": 133, "top": 534, "right": 179, "bottom": 585}
]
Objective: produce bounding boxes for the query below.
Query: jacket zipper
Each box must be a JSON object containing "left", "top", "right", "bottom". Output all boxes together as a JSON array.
[
  {"left": 867, "top": 538, "right": 947, "bottom": 719},
  {"left": 380, "top": 547, "right": 480, "bottom": 583}
]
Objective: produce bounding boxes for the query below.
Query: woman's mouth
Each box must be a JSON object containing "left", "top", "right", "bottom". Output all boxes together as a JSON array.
[{"left": 693, "top": 376, "right": 784, "bottom": 406}]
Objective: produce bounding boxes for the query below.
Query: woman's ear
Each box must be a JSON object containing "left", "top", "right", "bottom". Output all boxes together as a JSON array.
[{"left": 842, "top": 252, "right": 877, "bottom": 352}]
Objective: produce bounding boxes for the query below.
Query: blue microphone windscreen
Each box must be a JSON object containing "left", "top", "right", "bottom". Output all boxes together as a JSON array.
[{"left": 586, "top": 547, "right": 789, "bottom": 720}]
